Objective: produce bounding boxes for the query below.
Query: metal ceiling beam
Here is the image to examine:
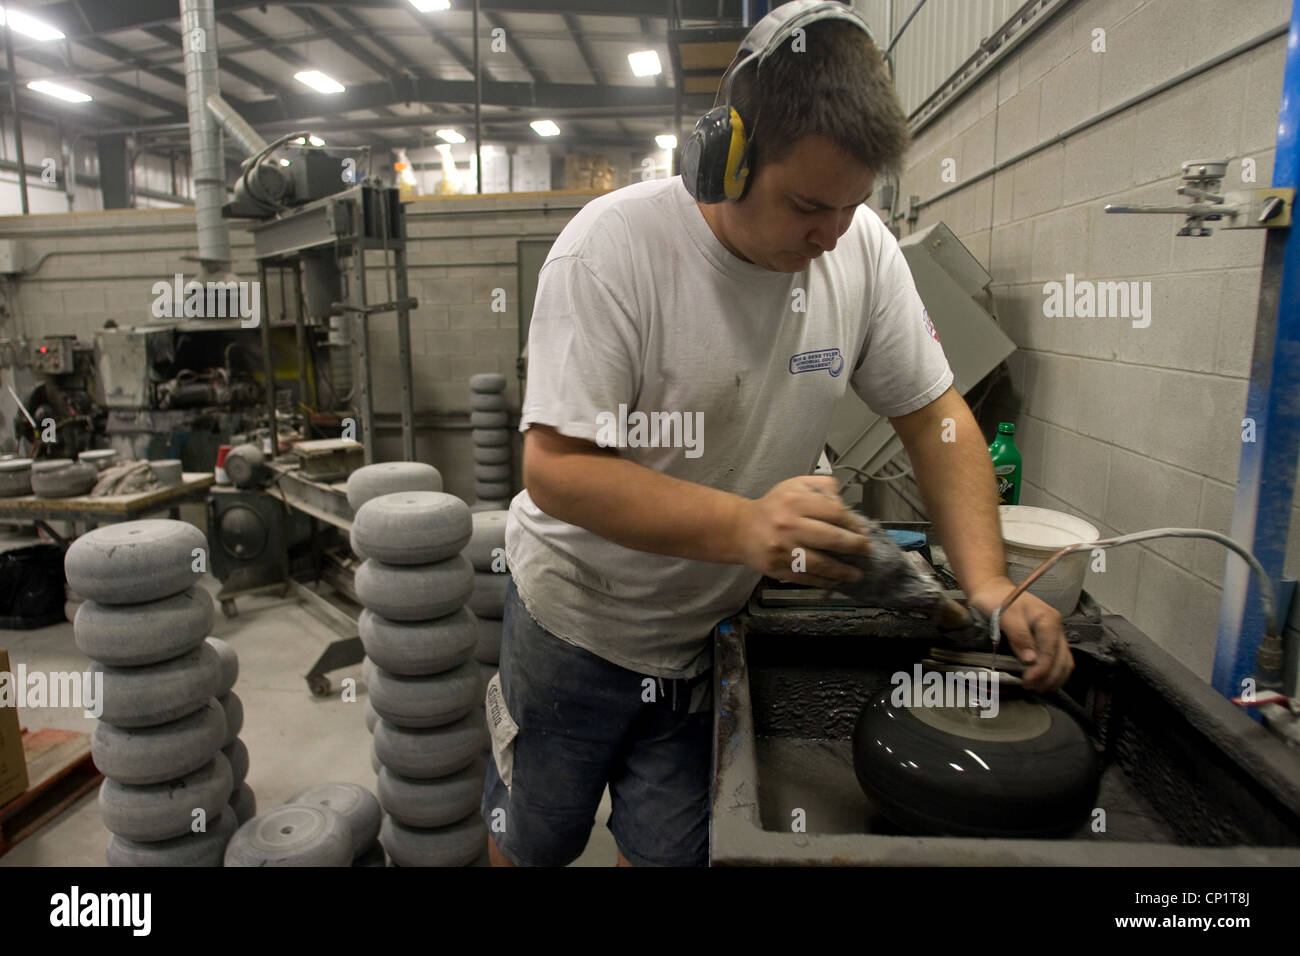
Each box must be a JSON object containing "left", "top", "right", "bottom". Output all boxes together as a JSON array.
[
  {"left": 404, "top": 7, "right": 492, "bottom": 82},
  {"left": 116, "top": 101, "right": 680, "bottom": 137},
  {"left": 217, "top": 10, "right": 404, "bottom": 133},
  {"left": 37, "top": 30, "right": 196, "bottom": 120},
  {"left": 286, "top": 5, "right": 410, "bottom": 90},
  {"left": 483, "top": 11, "right": 548, "bottom": 86},
  {"left": 238, "top": 74, "right": 674, "bottom": 125},
  {"left": 28, "top": 26, "right": 707, "bottom": 82},
  {"left": 563, "top": 13, "right": 605, "bottom": 86},
  {"left": 469, "top": 0, "right": 740, "bottom": 16},
  {"left": 334, "top": 7, "right": 432, "bottom": 83},
  {"left": 33, "top": 1, "right": 743, "bottom": 40},
  {"left": 68, "top": 33, "right": 185, "bottom": 86},
  {"left": 415, "top": 130, "right": 644, "bottom": 150},
  {"left": 216, "top": 11, "right": 313, "bottom": 70},
  {"left": 640, "top": 17, "right": 668, "bottom": 89},
  {"left": 143, "top": 24, "right": 286, "bottom": 99},
  {"left": 0, "top": 67, "right": 150, "bottom": 128},
  {"left": 4, "top": 90, "right": 144, "bottom": 129},
  {"left": 14, "top": 42, "right": 186, "bottom": 118}
]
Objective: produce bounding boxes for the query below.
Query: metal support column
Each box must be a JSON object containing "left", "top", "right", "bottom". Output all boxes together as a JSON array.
[
  {"left": 473, "top": 0, "right": 483, "bottom": 195},
  {"left": 391, "top": 198, "right": 417, "bottom": 461},
  {"left": 258, "top": 260, "right": 279, "bottom": 455},
  {"left": 4, "top": 24, "right": 28, "bottom": 215},
  {"left": 350, "top": 195, "right": 375, "bottom": 464},
  {"left": 292, "top": 260, "right": 310, "bottom": 432},
  {"left": 1213, "top": 0, "right": 1300, "bottom": 698}
]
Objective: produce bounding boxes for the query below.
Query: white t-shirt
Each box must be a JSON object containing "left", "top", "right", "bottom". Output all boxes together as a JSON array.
[{"left": 506, "top": 176, "right": 953, "bottom": 678}]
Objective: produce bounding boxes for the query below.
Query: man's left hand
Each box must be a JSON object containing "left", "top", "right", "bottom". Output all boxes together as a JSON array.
[{"left": 965, "top": 578, "right": 1074, "bottom": 693}]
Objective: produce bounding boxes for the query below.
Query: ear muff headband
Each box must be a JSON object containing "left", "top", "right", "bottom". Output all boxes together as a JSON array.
[
  {"left": 721, "top": 107, "right": 748, "bottom": 201},
  {"left": 682, "top": 1, "right": 875, "bottom": 203}
]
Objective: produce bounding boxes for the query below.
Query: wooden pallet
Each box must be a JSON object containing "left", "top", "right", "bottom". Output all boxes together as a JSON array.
[{"left": 0, "top": 728, "right": 101, "bottom": 856}]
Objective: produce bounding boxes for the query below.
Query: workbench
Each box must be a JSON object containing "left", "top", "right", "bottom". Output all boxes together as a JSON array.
[{"left": 0, "top": 472, "right": 214, "bottom": 544}]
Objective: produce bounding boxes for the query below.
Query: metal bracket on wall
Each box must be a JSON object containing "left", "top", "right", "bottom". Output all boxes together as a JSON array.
[{"left": 1104, "top": 159, "right": 1294, "bottom": 236}]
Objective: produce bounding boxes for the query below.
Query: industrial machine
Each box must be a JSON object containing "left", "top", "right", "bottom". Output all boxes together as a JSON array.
[
  {"left": 95, "top": 323, "right": 263, "bottom": 468},
  {"left": 7, "top": 335, "right": 103, "bottom": 461},
  {"left": 223, "top": 144, "right": 351, "bottom": 220},
  {"left": 235, "top": 175, "right": 418, "bottom": 465},
  {"left": 208, "top": 484, "right": 313, "bottom": 618},
  {"left": 1, "top": 321, "right": 265, "bottom": 470}
]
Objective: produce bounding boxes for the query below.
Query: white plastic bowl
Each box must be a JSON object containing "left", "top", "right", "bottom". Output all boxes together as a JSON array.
[{"left": 999, "top": 505, "right": 1100, "bottom": 616}]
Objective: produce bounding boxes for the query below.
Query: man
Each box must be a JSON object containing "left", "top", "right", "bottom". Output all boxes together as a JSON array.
[{"left": 481, "top": 5, "right": 1072, "bottom": 868}]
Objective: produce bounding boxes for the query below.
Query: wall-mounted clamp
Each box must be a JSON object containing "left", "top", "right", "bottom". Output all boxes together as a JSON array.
[{"left": 1103, "top": 159, "right": 1294, "bottom": 236}]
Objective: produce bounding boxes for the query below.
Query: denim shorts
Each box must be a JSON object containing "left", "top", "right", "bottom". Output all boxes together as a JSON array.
[{"left": 480, "top": 579, "right": 713, "bottom": 867}]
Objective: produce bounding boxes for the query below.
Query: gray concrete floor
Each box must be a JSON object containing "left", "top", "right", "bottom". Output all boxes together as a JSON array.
[{"left": 0, "top": 573, "right": 617, "bottom": 867}]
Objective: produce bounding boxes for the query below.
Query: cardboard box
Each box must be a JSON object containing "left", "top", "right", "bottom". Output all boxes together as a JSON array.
[
  {"left": 563, "top": 153, "right": 615, "bottom": 192},
  {"left": 0, "top": 649, "right": 28, "bottom": 809}
]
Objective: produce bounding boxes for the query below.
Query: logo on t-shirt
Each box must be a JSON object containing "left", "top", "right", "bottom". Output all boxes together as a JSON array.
[
  {"left": 789, "top": 348, "right": 844, "bottom": 377},
  {"left": 922, "top": 308, "right": 940, "bottom": 343}
]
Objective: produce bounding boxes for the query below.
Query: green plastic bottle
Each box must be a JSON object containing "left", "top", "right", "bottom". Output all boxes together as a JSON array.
[{"left": 989, "top": 422, "right": 1022, "bottom": 506}]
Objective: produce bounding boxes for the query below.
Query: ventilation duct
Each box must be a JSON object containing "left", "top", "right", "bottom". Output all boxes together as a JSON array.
[
  {"left": 206, "top": 93, "right": 268, "bottom": 159},
  {"left": 180, "top": 0, "right": 229, "bottom": 275}
]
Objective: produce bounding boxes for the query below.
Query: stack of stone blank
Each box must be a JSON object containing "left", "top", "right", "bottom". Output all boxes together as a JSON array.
[
  {"left": 207, "top": 637, "right": 255, "bottom": 824},
  {"left": 66, "top": 520, "right": 237, "bottom": 867},
  {"left": 469, "top": 373, "right": 512, "bottom": 512},
  {"left": 348, "top": 466, "right": 488, "bottom": 867},
  {"left": 465, "top": 510, "right": 509, "bottom": 688},
  {"left": 348, "top": 462, "right": 443, "bottom": 783}
]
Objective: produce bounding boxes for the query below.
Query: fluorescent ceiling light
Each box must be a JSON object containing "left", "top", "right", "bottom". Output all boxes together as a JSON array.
[
  {"left": 628, "top": 50, "right": 662, "bottom": 77},
  {"left": 408, "top": 0, "right": 451, "bottom": 11},
  {"left": 291, "top": 135, "right": 326, "bottom": 147},
  {"left": 436, "top": 128, "right": 466, "bottom": 144},
  {"left": 656, "top": 134, "right": 678, "bottom": 150},
  {"left": 530, "top": 120, "right": 560, "bottom": 137},
  {"left": 26, "top": 80, "right": 91, "bottom": 103},
  {"left": 0, "top": 7, "right": 65, "bottom": 42},
  {"left": 294, "top": 70, "right": 345, "bottom": 94}
]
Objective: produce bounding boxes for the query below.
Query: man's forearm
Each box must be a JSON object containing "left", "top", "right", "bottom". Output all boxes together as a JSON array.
[
  {"left": 528, "top": 450, "right": 752, "bottom": 565},
  {"left": 900, "top": 395, "right": 1010, "bottom": 597}
]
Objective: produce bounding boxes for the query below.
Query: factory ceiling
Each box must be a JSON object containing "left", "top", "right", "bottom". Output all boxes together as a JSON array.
[{"left": 1, "top": 0, "right": 746, "bottom": 155}]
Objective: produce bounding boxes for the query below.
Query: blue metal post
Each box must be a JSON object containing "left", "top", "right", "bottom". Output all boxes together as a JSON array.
[{"left": 1213, "top": 0, "right": 1300, "bottom": 698}]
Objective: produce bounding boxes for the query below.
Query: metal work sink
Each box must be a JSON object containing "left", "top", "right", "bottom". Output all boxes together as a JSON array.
[{"left": 710, "top": 606, "right": 1300, "bottom": 865}]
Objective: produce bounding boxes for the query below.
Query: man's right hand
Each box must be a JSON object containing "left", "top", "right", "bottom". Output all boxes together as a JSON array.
[{"left": 735, "top": 476, "right": 873, "bottom": 588}]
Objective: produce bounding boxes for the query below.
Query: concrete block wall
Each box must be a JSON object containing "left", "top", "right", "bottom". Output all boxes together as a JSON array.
[
  {"left": 882, "top": 0, "right": 1298, "bottom": 679},
  {"left": 362, "top": 191, "right": 592, "bottom": 497},
  {"left": 0, "top": 189, "right": 596, "bottom": 502}
]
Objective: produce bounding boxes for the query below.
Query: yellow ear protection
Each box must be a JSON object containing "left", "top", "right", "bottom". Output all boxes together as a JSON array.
[{"left": 680, "top": 0, "right": 875, "bottom": 204}]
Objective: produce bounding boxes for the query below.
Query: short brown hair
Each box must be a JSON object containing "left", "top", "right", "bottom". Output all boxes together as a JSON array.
[{"left": 728, "top": 18, "right": 909, "bottom": 177}]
